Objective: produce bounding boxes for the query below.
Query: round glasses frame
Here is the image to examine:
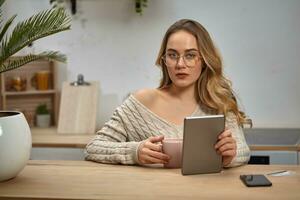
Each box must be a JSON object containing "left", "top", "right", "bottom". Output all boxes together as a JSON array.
[{"left": 161, "top": 52, "right": 201, "bottom": 68}]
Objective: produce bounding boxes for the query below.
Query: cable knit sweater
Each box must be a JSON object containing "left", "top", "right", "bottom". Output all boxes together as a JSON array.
[{"left": 85, "top": 94, "right": 250, "bottom": 167}]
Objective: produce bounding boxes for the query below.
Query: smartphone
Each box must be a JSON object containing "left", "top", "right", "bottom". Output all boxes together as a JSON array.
[{"left": 240, "top": 174, "right": 272, "bottom": 187}]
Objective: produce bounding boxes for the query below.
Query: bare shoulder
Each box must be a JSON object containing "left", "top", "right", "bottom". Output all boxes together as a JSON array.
[{"left": 132, "top": 88, "right": 159, "bottom": 107}]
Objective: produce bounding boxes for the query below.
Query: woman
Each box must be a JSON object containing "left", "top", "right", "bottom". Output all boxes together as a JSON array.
[{"left": 85, "top": 19, "right": 250, "bottom": 167}]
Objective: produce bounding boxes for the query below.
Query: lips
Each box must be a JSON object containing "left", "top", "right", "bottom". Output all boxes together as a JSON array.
[{"left": 175, "top": 73, "right": 189, "bottom": 79}]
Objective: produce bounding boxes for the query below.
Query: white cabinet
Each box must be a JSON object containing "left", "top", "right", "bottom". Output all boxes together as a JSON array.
[
  {"left": 29, "top": 127, "right": 91, "bottom": 161},
  {"left": 31, "top": 147, "right": 85, "bottom": 160},
  {"left": 251, "top": 150, "right": 298, "bottom": 165}
]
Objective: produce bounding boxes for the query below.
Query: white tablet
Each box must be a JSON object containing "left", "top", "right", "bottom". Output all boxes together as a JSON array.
[{"left": 181, "top": 115, "right": 225, "bottom": 175}]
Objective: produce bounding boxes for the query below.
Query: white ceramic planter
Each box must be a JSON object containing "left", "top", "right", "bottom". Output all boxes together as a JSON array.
[
  {"left": 36, "top": 114, "right": 50, "bottom": 128},
  {"left": 0, "top": 111, "right": 31, "bottom": 182}
]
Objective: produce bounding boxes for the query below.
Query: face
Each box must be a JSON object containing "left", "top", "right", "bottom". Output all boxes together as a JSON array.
[{"left": 164, "top": 30, "right": 202, "bottom": 89}]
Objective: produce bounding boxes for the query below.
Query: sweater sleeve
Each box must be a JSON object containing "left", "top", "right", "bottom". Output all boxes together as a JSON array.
[
  {"left": 85, "top": 107, "right": 142, "bottom": 165},
  {"left": 224, "top": 112, "right": 251, "bottom": 168}
]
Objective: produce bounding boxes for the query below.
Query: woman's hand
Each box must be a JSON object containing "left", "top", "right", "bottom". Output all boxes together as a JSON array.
[
  {"left": 138, "top": 135, "right": 170, "bottom": 165},
  {"left": 214, "top": 130, "right": 237, "bottom": 166}
]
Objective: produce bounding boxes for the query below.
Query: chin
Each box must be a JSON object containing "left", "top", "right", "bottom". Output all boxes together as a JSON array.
[{"left": 172, "top": 80, "right": 195, "bottom": 88}]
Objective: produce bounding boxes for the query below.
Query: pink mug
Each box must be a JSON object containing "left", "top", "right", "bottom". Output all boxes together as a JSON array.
[{"left": 162, "top": 138, "right": 183, "bottom": 168}]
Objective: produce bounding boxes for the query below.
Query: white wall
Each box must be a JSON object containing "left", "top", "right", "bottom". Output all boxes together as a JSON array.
[{"left": 3, "top": 0, "right": 300, "bottom": 128}]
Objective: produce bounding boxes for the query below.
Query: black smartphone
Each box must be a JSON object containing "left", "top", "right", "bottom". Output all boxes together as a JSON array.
[{"left": 240, "top": 174, "right": 272, "bottom": 187}]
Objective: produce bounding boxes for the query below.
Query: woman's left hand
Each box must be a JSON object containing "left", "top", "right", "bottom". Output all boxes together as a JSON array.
[{"left": 214, "top": 129, "right": 237, "bottom": 166}]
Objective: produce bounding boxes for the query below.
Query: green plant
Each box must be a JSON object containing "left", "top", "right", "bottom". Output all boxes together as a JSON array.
[
  {"left": 0, "top": 0, "right": 71, "bottom": 74},
  {"left": 36, "top": 104, "right": 50, "bottom": 115},
  {"left": 135, "top": 0, "right": 148, "bottom": 15},
  {"left": 49, "top": 0, "right": 65, "bottom": 9}
]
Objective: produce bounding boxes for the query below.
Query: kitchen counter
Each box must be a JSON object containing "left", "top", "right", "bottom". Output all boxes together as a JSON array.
[
  {"left": 0, "top": 160, "right": 299, "bottom": 200},
  {"left": 31, "top": 127, "right": 94, "bottom": 148},
  {"left": 244, "top": 128, "right": 300, "bottom": 151},
  {"left": 31, "top": 127, "right": 300, "bottom": 151}
]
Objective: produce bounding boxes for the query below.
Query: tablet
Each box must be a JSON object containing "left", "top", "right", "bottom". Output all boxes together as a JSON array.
[{"left": 181, "top": 115, "right": 225, "bottom": 175}]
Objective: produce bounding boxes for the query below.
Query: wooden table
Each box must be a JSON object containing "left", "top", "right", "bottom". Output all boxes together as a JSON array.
[{"left": 0, "top": 160, "right": 299, "bottom": 200}]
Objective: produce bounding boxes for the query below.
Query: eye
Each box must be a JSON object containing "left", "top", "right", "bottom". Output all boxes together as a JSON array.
[
  {"left": 166, "top": 52, "right": 178, "bottom": 59},
  {"left": 185, "top": 53, "right": 196, "bottom": 60}
]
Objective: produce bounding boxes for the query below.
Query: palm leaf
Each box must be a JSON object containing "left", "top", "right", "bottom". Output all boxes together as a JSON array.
[
  {"left": 0, "top": 51, "right": 66, "bottom": 73},
  {"left": 0, "top": 0, "right": 4, "bottom": 26},
  {"left": 0, "top": 7, "right": 71, "bottom": 67},
  {"left": 0, "top": 15, "right": 16, "bottom": 43}
]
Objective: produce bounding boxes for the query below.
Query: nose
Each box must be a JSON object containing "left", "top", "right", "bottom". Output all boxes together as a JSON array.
[{"left": 176, "top": 56, "right": 186, "bottom": 68}]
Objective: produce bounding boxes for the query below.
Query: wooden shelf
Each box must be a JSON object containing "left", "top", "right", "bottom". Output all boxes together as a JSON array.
[
  {"left": 3, "top": 89, "right": 56, "bottom": 96},
  {"left": 0, "top": 57, "right": 59, "bottom": 127}
]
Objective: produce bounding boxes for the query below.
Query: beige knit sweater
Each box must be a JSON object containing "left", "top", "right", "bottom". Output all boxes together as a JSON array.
[{"left": 85, "top": 95, "right": 250, "bottom": 167}]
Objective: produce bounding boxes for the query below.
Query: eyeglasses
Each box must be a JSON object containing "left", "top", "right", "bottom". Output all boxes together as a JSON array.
[{"left": 162, "top": 51, "right": 201, "bottom": 68}]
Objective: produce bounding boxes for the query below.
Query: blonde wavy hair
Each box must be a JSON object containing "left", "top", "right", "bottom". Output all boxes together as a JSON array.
[{"left": 155, "top": 19, "right": 246, "bottom": 125}]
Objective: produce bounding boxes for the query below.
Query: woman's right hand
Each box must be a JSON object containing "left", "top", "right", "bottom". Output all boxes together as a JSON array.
[{"left": 138, "top": 135, "right": 170, "bottom": 165}]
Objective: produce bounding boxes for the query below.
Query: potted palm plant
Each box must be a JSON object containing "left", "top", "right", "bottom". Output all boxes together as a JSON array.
[{"left": 0, "top": 0, "right": 71, "bottom": 181}]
